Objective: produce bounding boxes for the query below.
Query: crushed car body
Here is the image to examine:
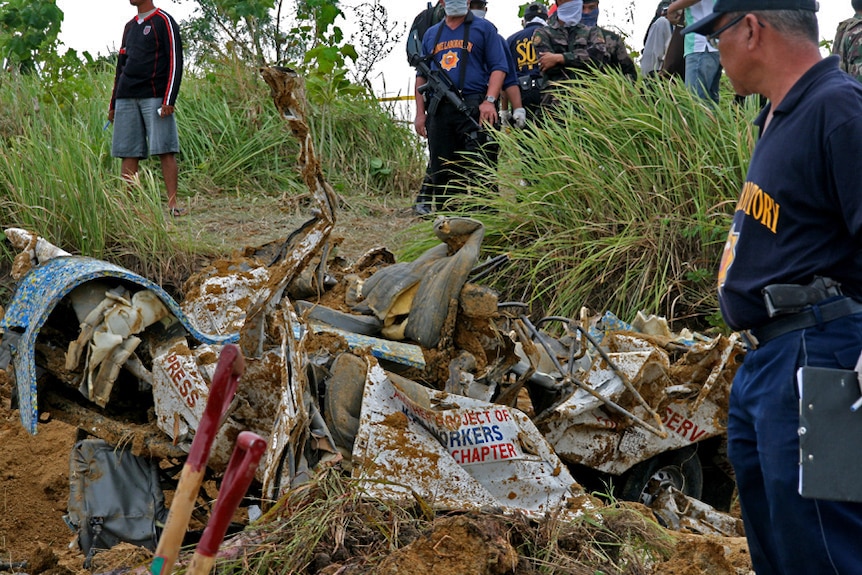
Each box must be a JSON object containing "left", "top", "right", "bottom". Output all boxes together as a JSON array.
[
  {"left": 0, "top": 67, "right": 747, "bottom": 562},
  {"left": 0, "top": 251, "right": 237, "bottom": 435}
]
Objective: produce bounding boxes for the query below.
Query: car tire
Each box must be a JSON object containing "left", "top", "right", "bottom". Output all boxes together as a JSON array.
[{"left": 617, "top": 445, "right": 704, "bottom": 505}]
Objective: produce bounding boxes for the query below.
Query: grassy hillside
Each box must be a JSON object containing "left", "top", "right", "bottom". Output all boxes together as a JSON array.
[
  {"left": 0, "top": 61, "right": 757, "bottom": 329},
  {"left": 0, "top": 58, "right": 424, "bottom": 296},
  {"left": 400, "top": 74, "right": 758, "bottom": 330}
]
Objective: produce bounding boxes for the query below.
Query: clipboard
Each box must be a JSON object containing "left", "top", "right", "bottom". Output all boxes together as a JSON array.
[{"left": 797, "top": 366, "right": 862, "bottom": 502}]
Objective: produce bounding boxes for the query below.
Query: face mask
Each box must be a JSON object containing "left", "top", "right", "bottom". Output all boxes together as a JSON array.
[
  {"left": 555, "top": 0, "right": 583, "bottom": 25},
  {"left": 445, "top": 0, "right": 469, "bottom": 17},
  {"left": 582, "top": 7, "right": 599, "bottom": 26},
  {"left": 470, "top": 8, "right": 486, "bottom": 18}
]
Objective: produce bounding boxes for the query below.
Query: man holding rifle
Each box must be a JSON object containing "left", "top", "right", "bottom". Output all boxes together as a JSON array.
[{"left": 412, "top": 0, "right": 508, "bottom": 213}]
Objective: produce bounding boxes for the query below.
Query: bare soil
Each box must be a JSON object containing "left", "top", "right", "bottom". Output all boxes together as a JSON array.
[{"left": 0, "top": 193, "right": 754, "bottom": 574}]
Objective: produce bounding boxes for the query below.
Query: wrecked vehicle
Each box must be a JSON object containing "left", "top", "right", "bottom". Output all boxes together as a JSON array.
[
  {"left": 530, "top": 313, "right": 742, "bottom": 508},
  {"left": 0, "top": 66, "right": 746, "bottom": 565}
]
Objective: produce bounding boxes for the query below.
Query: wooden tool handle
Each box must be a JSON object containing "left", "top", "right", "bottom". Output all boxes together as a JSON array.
[
  {"left": 150, "top": 345, "right": 245, "bottom": 575},
  {"left": 186, "top": 552, "right": 216, "bottom": 575}
]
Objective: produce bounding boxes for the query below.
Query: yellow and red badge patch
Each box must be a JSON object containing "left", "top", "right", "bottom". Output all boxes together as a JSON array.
[{"left": 440, "top": 50, "right": 460, "bottom": 71}]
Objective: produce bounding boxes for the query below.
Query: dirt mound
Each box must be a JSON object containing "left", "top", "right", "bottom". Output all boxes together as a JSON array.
[
  {"left": 0, "top": 402, "right": 79, "bottom": 569},
  {"left": 376, "top": 515, "right": 519, "bottom": 575},
  {"left": 653, "top": 534, "right": 752, "bottom": 575}
]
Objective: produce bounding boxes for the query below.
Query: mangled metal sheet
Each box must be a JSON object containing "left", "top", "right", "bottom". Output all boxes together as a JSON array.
[
  {"left": 650, "top": 486, "right": 745, "bottom": 537},
  {"left": 261, "top": 303, "right": 342, "bottom": 499},
  {"left": 306, "top": 320, "right": 426, "bottom": 369},
  {"left": 351, "top": 361, "right": 596, "bottom": 517},
  {"left": 238, "top": 66, "right": 338, "bottom": 358},
  {"left": 540, "top": 331, "right": 743, "bottom": 475},
  {"left": 180, "top": 263, "right": 273, "bottom": 336}
]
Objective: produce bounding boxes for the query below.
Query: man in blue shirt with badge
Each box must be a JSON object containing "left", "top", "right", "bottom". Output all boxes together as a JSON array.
[
  {"left": 684, "top": 1, "right": 862, "bottom": 573},
  {"left": 413, "top": 0, "right": 509, "bottom": 212}
]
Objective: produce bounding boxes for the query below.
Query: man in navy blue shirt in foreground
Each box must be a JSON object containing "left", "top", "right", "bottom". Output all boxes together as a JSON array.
[{"left": 685, "top": 1, "right": 862, "bottom": 573}]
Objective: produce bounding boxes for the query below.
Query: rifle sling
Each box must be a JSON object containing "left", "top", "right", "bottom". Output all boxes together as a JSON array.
[{"left": 430, "top": 12, "right": 473, "bottom": 103}]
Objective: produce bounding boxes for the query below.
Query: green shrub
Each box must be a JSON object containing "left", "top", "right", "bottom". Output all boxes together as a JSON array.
[{"left": 400, "top": 74, "right": 757, "bottom": 331}]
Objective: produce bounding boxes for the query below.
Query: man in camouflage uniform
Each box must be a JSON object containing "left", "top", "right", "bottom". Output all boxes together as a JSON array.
[
  {"left": 533, "top": 0, "right": 636, "bottom": 108},
  {"left": 833, "top": 0, "right": 862, "bottom": 83}
]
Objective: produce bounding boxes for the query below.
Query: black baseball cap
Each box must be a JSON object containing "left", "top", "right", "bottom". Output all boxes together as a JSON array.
[
  {"left": 681, "top": 0, "right": 818, "bottom": 36},
  {"left": 523, "top": 2, "right": 549, "bottom": 21}
]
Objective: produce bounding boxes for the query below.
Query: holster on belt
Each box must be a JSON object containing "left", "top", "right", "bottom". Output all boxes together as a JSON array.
[{"left": 762, "top": 276, "right": 843, "bottom": 318}]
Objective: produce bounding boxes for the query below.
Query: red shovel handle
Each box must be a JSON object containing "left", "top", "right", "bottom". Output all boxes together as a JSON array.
[
  {"left": 186, "top": 344, "right": 245, "bottom": 470},
  {"left": 151, "top": 344, "right": 245, "bottom": 575},
  {"left": 186, "top": 432, "right": 267, "bottom": 575},
  {"left": 197, "top": 431, "right": 267, "bottom": 557}
]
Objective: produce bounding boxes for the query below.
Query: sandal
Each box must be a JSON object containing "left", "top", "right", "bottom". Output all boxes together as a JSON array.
[{"left": 170, "top": 207, "right": 188, "bottom": 217}]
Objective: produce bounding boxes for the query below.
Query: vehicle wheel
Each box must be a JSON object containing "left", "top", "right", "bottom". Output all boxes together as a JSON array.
[{"left": 617, "top": 446, "right": 703, "bottom": 505}]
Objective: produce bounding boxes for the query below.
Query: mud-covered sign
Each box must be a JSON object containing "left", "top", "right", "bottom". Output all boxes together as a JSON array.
[
  {"left": 351, "top": 364, "right": 595, "bottom": 517},
  {"left": 392, "top": 386, "right": 523, "bottom": 466}
]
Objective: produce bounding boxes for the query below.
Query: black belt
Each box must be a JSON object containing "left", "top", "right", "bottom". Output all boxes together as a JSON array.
[
  {"left": 436, "top": 94, "right": 483, "bottom": 106},
  {"left": 518, "top": 75, "right": 543, "bottom": 90},
  {"left": 743, "top": 297, "right": 862, "bottom": 350}
]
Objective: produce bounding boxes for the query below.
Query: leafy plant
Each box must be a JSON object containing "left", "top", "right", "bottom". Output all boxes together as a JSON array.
[
  {"left": 346, "top": 0, "right": 404, "bottom": 86},
  {"left": 183, "top": 0, "right": 281, "bottom": 65},
  {"left": 369, "top": 157, "right": 392, "bottom": 177},
  {"left": 0, "top": 0, "right": 63, "bottom": 73},
  {"left": 182, "top": 0, "right": 375, "bottom": 106}
]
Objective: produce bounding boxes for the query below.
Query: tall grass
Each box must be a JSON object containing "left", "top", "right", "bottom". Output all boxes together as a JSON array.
[
  {"left": 400, "top": 74, "right": 756, "bottom": 330},
  {"left": 178, "top": 58, "right": 305, "bottom": 196},
  {"left": 0, "top": 59, "right": 424, "bottom": 292},
  {"left": 0, "top": 68, "right": 181, "bottom": 274},
  {"left": 307, "top": 96, "right": 426, "bottom": 205},
  {"left": 179, "top": 56, "right": 424, "bottom": 201}
]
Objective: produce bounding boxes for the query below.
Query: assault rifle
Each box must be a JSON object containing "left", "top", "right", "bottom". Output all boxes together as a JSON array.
[{"left": 406, "top": 27, "right": 482, "bottom": 137}]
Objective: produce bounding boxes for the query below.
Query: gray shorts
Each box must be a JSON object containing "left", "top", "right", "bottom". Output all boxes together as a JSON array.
[{"left": 111, "top": 97, "right": 180, "bottom": 158}]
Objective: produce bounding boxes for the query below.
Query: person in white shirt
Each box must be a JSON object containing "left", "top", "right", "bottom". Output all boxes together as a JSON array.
[
  {"left": 667, "top": 0, "right": 722, "bottom": 102},
  {"left": 641, "top": 3, "right": 683, "bottom": 76}
]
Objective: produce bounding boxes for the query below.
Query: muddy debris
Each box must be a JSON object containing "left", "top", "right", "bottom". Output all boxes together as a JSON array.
[
  {"left": 376, "top": 515, "right": 520, "bottom": 575},
  {"left": 0, "top": 67, "right": 752, "bottom": 574}
]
